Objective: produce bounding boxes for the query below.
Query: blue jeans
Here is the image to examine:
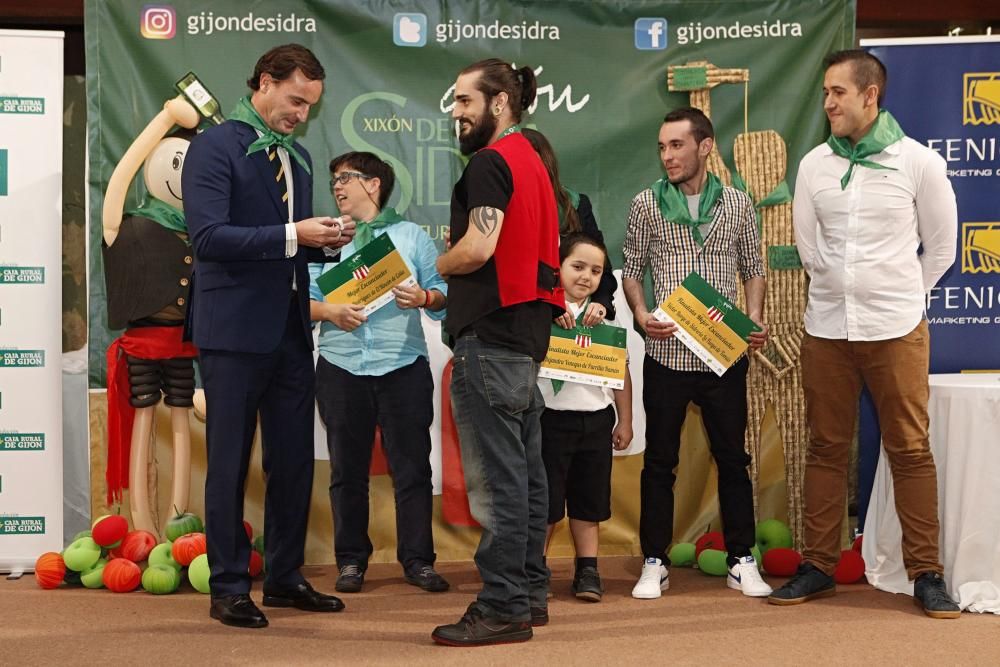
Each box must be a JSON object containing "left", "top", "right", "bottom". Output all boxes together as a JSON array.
[{"left": 450, "top": 335, "right": 549, "bottom": 622}]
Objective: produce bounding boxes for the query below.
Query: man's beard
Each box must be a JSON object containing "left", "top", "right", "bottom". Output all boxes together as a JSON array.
[{"left": 458, "top": 112, "right": 497, "bottom": 156}]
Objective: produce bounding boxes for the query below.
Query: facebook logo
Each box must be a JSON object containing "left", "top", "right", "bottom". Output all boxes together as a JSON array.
[
  {"left": 635, "top": 18, "right": 668, "bottom": 50},
  {"left": 393, "top": 13, "right": 427, "bottom": 47}
]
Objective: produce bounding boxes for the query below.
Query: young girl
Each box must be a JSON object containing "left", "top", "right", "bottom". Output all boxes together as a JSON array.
[{"left": 540, "top": 233, "right": 633, "bottom": 602}]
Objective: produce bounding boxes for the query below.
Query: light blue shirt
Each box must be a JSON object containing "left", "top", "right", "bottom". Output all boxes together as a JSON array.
[{"left": 309, "top": 221, "right": 447, "bottom": 376}]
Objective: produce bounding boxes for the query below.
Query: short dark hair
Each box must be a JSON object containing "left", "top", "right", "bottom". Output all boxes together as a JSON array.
[
  {"left": 823, "top": 49, "right": 887, "bottom": 105},
  {"left": 662, "top": 107, "right": 715, "bottom": 143},
  {"left": 459, "top": 58, "right": 538, "bottom": 123},
  {"left": 559, "top": 232, "right": 607, "bottom": 265},
  {"left": 247, "top": 44, "right": 325, "bottom": 91},
  {"left": 329, "top": 151, "right": 395, "bottom": 209}
]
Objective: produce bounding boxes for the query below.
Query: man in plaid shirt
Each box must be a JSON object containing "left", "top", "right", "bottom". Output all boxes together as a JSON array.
[{"left": 622, "top": 107, "right": 771, "bottom": 600}]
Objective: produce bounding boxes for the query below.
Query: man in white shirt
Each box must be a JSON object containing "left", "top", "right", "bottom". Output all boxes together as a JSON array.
[{"left": 769, "top": 49, "right": 960, "bottom": 619}]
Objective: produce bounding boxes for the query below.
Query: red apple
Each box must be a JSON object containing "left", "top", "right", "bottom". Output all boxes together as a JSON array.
[
  {"left": 834, "top": 549, "right": 865, "bottom": 584},
  {"left": 119, "top": 530, "right": 157, "bottom": 562},
  {"left": 91, "top": 515, "right": 129, "bottom": 548},
  {"left": 103, "top": 558, "right": 141, "bottom": 592},
  {"left": 762, "top": 547, "right": 802, "bottom": 576},
  {"left": 244, "top": 520, "right": 254, "bottom": 541},
  {"left": 852, "top": 534, "right": 864, "bottom": 552},
  {"left": 695, "top": 531, "right": 726, "bottom": 557},
  {"left": 34, "top": 552, "right": 65, "bottom": 589},
  {"left": 248, "top": 550, "right": 264, "bottom": 578},
  {"left": 171, "top": 532, "right": 207, "bottom": 567}
]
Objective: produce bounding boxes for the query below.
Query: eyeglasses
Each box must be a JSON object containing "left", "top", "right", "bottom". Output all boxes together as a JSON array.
[{"left": 329, "top": 171, "right": 372, "bottom": 190}]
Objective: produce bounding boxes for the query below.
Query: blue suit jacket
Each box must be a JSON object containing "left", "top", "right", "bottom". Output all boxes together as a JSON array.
[{"left": 182, "top": 120, "right": 327, "bottom": 353}]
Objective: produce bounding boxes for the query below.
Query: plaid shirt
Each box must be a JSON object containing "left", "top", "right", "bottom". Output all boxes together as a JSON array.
[{"left": 622, "top": 185, "right": 765, "bottom": 371}]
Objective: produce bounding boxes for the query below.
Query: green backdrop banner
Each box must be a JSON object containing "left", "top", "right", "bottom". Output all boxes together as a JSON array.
[{"left": 85, "top": 0, "right": 854, "bottom": 386}]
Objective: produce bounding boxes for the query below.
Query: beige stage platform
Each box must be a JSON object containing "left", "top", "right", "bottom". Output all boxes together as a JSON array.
[{"left": 4, "top": 557, "right": 996, "bottom": 665}]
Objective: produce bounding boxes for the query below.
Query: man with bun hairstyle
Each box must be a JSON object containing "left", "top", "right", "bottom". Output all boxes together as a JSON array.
[{"left": 431, "top": 58, "right": 564, "bottom": 647}]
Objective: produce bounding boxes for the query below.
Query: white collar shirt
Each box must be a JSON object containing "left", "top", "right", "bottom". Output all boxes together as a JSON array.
[{"left": 792, "top": 136, "right": 957, "bottom": 341}]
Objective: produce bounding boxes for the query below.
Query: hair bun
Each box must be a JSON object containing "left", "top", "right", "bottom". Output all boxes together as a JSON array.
[{"left": 518, "top": 66, "right": 537, "bottom": 110}]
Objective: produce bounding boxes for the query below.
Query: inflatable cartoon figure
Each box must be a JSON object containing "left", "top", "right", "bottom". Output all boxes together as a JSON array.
[{"left": 102, "top": 95, "right": 201, "bottom": 537}]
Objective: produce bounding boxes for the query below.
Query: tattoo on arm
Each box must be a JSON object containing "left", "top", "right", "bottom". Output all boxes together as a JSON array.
[{"left": 470, "top": 207, "right": 500, "bottom": 237}]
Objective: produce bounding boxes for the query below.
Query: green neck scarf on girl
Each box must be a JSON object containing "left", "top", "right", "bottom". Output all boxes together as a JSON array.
[
  {"left": 229, "top": 96, "right": 311, "bottom": 174},
  {"left": 352, "top": 207, "right": 404, "bottom": 250},
  {"left": 551, "top": 298, "right": 590, "bottom": 395},
  {"left": 651, "top": 172, "right": 723, "bottom": 247},
  {"left": 127, "top": 197, "right": 188, "bottom": 241},
  {"left": 826, "top": 109, "right": 904, "bottom": 189}
]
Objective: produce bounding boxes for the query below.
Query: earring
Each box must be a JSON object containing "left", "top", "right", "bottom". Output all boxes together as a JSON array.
[{"left": 493, "top": 107, "right": 502, "bottom": 116}]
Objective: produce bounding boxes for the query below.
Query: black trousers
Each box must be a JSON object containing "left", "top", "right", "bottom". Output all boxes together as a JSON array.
[
  {"left": 639, "top": 355, "right": 755, "bottom": 563},
  {"left": 200, "top": 298, "right": 314, "bottom": 596},
  {"left": 315, "top": 355, "right": 436, "bottom": 572}
]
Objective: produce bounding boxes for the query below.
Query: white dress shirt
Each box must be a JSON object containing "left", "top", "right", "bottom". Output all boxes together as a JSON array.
[{"left": 793, "top": 136, "right": 957, "bottom": 341}]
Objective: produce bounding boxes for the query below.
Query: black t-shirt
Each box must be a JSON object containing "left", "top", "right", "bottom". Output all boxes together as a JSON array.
[{"left": 446, "top": 150, "right": 553, "bottom": 361}]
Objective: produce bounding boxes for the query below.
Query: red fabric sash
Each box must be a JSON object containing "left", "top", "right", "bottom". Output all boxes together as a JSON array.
[{"left": 105, "top": 327, "right": 197, "bottom": 504}]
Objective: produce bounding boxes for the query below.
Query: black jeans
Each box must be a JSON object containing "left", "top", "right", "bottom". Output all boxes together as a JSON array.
[
  {"left": 639, "top": 355, "right": 755, "bottom": 563},
  {"left": 315, "top": 355, "right": 436, "bottom": 572}
]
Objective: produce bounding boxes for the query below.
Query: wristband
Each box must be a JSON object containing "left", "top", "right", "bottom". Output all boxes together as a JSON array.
[{"left": 423, "top": 289, "right": 432, "bottom": 308}]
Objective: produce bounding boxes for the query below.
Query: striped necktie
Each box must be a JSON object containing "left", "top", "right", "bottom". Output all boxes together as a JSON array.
[{"left": 268, "top": 147, "right": 289, "bottom": 217}]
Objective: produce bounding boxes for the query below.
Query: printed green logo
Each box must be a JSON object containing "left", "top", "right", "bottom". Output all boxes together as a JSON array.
[
  {"left": 0, "top": 97, "right": 45, "bottom": 114},
  {"left": 0, "top": 433, "right": 45, "bottom": 451},
  {"left": 0, "top": 267, "right": 45, "bottom": 284},
  {"left": 0, "top": 350, "right": 45, "bottom": 367},
  {"left": 0, "top": 149, "right": 7, "bottom": 196},
  {"left": 0, "top": 516, "right": 46, "bottom": 534}
]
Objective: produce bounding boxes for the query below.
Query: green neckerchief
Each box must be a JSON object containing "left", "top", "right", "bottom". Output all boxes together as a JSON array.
[
  {"left": 496, "top": 123, "right": 521, "bottom": 141},
  {"left": 651, "top": 172, "right": 724, "bottom": 247},
  {"left": 731, "top": 173, "right": 792, "bottom": 232},
  {"left": 127, "top": 197, "right": 188, "bottom": 241},
  {"left": 352, "top": 206, "right": 404, "bottom": 250},
  {"left": 826, "top": 109, "right": 904, "bottom": 189},
  {"left": 558, "top": 186, "right": 581, "bottom": 233},
  {"left": 229, "top": 96, "right": 311, "bottom": 174},
  {"left": 551, "top": 297, "right": 590, "bottom": 395}
]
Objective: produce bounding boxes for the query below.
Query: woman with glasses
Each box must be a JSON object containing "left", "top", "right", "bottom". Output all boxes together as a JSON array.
[{"left": 308, "top": 151, "right": 449, "bottom": 595}]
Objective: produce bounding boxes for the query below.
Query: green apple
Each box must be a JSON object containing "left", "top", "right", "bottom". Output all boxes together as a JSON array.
[
  {"left": 80, "top": 558, "right": 109, "bottom": 588},
  {"left": 73, "top": 529, "right": 92, "bottom": 541},
  {"left": 63, "top": 537, "right": 102, "bottom": 572},
  {"left": 187, "top": 553, "right": 211, "bottom": 594},
  {"left": 142, "top": 564, "right": 181, "bottom": 594},
  {"left": 755, "top": 519, "right": 793, "bottom": 556},
  {"left": 697, "top": 548, "right": 729, "bottom": 576},
  {"left": 668, "top": 542, "right": 697, "bottom": 567},
  {"left": 148, "top": 543, "right": 182, "bottom": 571},
  {"left": 751, "top": 544, "right": 762, "bottom": 566},
  {"left": 252, "top": 535, "right": 264, "bottom": 555},
  {"left": 165, "top": 511, "right": 204, "bottom": 542}
]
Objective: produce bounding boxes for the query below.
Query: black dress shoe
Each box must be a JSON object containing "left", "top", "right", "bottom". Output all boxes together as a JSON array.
[
  {"left": 210, "top": 594, "right": 268, "bottom": 629},
  {"left": 262, "top": 580, "right": 345, "bottom": 612}
]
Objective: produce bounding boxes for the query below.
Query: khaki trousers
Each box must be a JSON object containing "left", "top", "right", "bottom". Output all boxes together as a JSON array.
[{"left": 800, "top": 320, "right": 943, "bottom": 579}]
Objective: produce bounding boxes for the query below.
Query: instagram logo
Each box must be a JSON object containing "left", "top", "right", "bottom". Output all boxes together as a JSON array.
[{"left": 141, "top": 5, "right": 176, "bottom": 39}]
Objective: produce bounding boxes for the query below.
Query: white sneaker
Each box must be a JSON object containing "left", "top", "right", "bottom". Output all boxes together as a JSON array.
[
  {"left": 727, "top": 555, "right": 773, "bottom": 597},
  {"left": 632, "top": 557, "right": 670, "bottom": 599}
]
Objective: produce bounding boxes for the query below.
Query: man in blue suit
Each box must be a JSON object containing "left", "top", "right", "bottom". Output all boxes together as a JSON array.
[{"left": 182, "top": 43, "right": 355, "bottom": 629}]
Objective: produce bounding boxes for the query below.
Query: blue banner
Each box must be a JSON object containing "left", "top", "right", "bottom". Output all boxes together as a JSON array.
[{"left": 865, "top": 38, "right": 1000, "bottom": 372}]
